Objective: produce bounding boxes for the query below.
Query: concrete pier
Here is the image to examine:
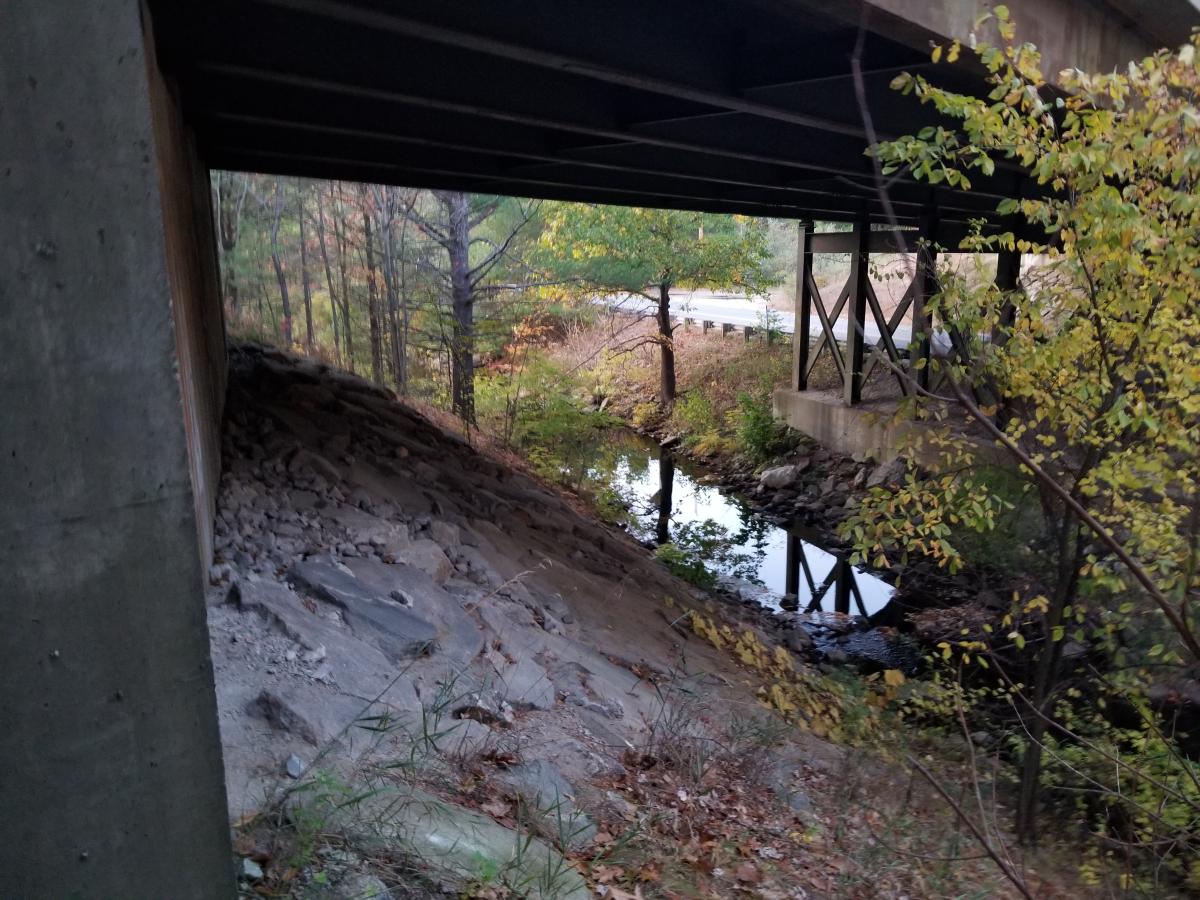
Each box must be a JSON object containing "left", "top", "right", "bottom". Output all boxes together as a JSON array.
[{"left": 0, "top": 1, "right": 232, "bottom": 895}]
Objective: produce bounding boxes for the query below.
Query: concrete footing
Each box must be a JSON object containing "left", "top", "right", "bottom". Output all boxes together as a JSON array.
[{"left": 773, "top": 388, "right": 913, "bottom": 461}]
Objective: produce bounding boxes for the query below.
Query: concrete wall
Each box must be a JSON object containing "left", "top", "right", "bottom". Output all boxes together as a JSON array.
[
  {"left": 865, "top": 0, "right": 1171, "bottom": 77},
  {"left": 145, "top": 4, "right": 228, "bottom": 564},
  {"left": 0, "top": 1, "right": 233, "bottom": 895}
]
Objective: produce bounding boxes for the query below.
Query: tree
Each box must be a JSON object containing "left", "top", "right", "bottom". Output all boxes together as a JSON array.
[
  {"left": 843, "top": 12, "right": 1200, "bottom": 854},
  {"left": 541, "top": 205, "right": 771, "bottom": 405},
  {"left": 268, "top": 178, "right": 293, "bottom": 348},
  {"left": 403, "top": 191, "right": 539, "bottom": 420},
  {"left": 295, "top": 181, "right": 315, "bottom": 353}
]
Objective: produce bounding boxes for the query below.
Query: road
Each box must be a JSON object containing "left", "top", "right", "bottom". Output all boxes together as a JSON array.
[{"left": 603, "top": 291, "right": 954, "bottom": 354}]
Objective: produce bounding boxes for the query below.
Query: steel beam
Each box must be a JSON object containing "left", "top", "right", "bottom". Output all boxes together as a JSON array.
[
  {"left": 844, "top": 220, "right": 871, "bottom": 406},
  {"left": 793, "top": 221, "right": 815, "bottom": 391}
]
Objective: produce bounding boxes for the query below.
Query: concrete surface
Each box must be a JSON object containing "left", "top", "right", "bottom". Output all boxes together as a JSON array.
[
  {"left": 865, "top": 0, "right": 1187, "bottom": 78},
  {"left": 0, "top": 1, "right": 233, "bottom": 895},
  {"left": 773, "top": 388, "right": 914, "bottom": 462}
]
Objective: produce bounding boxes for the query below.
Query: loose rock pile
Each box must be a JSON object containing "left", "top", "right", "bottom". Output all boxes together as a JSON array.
[{"left": 207, "top": 344, "right": 787, "bottom": 896}]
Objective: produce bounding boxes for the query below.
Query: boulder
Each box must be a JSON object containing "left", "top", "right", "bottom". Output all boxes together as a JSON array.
[
  {"left": 287, "top": 560, "right": 439, "bottom": 660},
  {"left": 866, "top": 457, "right": 906, "bottom": 489},
  {"left": 759, "top": 464, "right": 799, "bottom": 489},
  {"left": 343, "top": 558, "right": 485, "bottom": 664},
  {"left": 397, "top": 538, "right": 455, "bottom": 584}
]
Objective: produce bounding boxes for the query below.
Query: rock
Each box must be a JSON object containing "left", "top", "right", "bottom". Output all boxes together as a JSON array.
[
  {"left": 287, "top": 560, "right": 439, "bottom": 660},
  {"left": 343, "top": 558, "right": 485, "bottom": 664},
  {"left": 429, "top": 520, "right": 462, "bottom": 554},
  {"left": 289, "top": 448, "right": 343, "bottom": 485},
  {"left": 970, "top": 730, "right": 997, "bottom": 749},
  {"left": 866, "top": 457, "right": 906, "bottom": 489},
  {"left": 284, "top": 753, "right": 305, "bottom": 779},
  {"left": 495, "top": 760, "right": 597, "bottom": 850},
  {"left": 334, "top": 873, "right": 393, "bottom": 899},
  {"left": 786, "top": 628, "right": 814, "bottom": 653},
  {"left": 492, "top": 654, "right": 556, "bottom": 711},
  {"left": 397, "top": 538, "right": 455, "bottom": 584},
  {"left": 759, "top": 464, "right": 799, "bottom": 489},
  {"left": 240, "top": 858, "right": 265, "bottom": 882},
  {"left": 299, "top": 787, "right": 590, "bottom": 899}
]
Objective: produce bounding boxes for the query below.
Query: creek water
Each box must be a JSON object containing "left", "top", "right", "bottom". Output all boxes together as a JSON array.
[{"left": 593, "top": 428, "right": 899, "bottom": 623}]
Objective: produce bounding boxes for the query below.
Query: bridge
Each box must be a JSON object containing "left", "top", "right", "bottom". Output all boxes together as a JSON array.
[{"left": 2, "top": 1, "right": 1195, "bottom": 894}]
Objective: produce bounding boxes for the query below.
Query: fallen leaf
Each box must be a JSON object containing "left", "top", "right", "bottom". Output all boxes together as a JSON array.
[
  {"left": 592, "top": 863, "right": 625, "bottom": 884},
  {"left": 735, "top": 862, "right": 762, "bottom": 884}
]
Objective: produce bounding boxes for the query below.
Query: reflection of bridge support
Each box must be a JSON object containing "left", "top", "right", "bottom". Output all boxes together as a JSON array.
[
  {"left": 1, "top": 1, "right": 233, "bottom": 894},
  {"left": 785, "top": 532, "right": 873, "bottom": 618}
]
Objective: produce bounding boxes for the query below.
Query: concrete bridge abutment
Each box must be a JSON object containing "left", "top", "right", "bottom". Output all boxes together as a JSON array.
[{"left": 0, "top": 1, "right": 232, "bottom": 895}]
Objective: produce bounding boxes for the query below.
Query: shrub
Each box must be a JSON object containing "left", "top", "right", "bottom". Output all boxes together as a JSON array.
[{"left": 733, "top": 391, "right": 790, "bottom": 463}]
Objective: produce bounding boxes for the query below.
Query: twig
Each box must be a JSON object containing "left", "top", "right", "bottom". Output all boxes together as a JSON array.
[{"left": 907, "top": 755, "right": 1035, "bottom": 899}]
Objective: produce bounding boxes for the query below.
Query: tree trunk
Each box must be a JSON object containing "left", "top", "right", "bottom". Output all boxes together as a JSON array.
[
  {"left": 657, "top": 282, "right": 676, "bottom": 405},
  {"left": 372, "top": 186, "right": 406, "bottom": 391},
  {"left": 396, "top": 203, "right": 411, "bottom": 394},
  {"left": 314, "top": 190, "right": 341, "bottom": 367},
  {"left": 296, "top": 183, "right": 314, "bottom": 353},
  {"left": 360, "top": 195, "right": 384, "bottom": 385},
  {"left": 1014, "top": 519, "right": 1080, "bottom": 844},
  {"left": 269, "top": 179, "right": 293, "bottom": 347},
  {"left": 332, "top": 185, "right": 354, "bottom": 372},
  {"left": 215, "top": 172, "right": 246, "bottom": 320},
  {"left": 446, "top": 192, "right": 475, "bottom": 421}
]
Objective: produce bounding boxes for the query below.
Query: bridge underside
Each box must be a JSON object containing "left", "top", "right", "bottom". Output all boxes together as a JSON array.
[
  {"left": 2, "top": 0, "right": 1193, "bottom": 896},
  {"left": 149, "top": 0, "right": 1031, "bottom": 246}
]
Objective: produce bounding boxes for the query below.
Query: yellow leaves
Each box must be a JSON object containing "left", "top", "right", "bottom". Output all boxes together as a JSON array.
[
  {"left": 1024, "top": 595, "right": 1050, "bottom": 615},
  {"left": 931, "top": 45, "right": 943, "bottom": 64},
  {"left": 883, "top": 669, "right": 905, "bottom": 687}
]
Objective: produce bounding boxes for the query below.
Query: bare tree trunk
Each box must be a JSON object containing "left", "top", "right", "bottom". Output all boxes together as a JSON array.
[
  {"left": 360, "top": 190, "right": 384, "bottom": 385},
  {"left": 214, "top": 171, "right": 247, "bottom": 320},
  {"left": 657, "top": 281, "right": 676, "bottom": 405},
  {"left": 314, "top": 189, "right": 342, "bottom": 367},
  {"left": 296, "top": 182, "right": 314, "bottom": 353},
  {"left": 332, "top": 185, "right": 354, "bottom": 372},
  {"left": 445, "top": 192, "right": 475, "bottom": 421},
  {"left": 396, "top": 200, "right": 411, "bottom": 394},
  {"left": 371, "top": 186, "right": 406, "bottom": 391},
  {"left": 269, "top": 179, "right": 293, "bottom": 347}
]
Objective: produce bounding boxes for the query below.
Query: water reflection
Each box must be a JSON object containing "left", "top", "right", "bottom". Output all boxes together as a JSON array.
[{"left": 595, "top": 429, "right": 896, "bottom": 619}]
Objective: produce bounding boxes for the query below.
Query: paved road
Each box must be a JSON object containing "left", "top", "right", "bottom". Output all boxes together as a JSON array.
[{"left": 603, "top": 292, "right": 954, "bottom": 354}]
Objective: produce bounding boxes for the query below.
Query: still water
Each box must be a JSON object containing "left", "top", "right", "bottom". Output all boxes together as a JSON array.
[{"left": 595, "top": 429, "right": 897, "bottom": 621}]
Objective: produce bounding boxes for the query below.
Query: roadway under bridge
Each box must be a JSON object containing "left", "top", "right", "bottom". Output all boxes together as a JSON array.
[{"left": 2, "top": 1, "right": 1196, "bottom": 894}]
